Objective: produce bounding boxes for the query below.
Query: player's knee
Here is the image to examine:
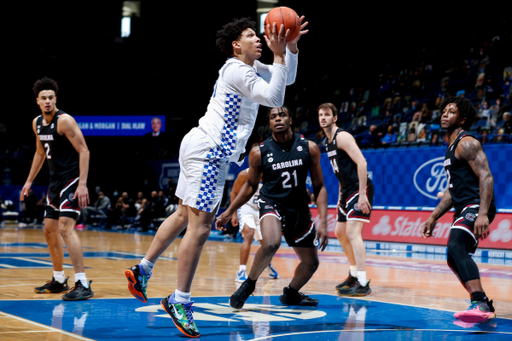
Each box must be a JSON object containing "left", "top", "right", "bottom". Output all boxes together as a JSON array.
[
  {"left": 260, "top": 239, "right": 280, "bottom": 254},
  {"left": 335, "top": 228, "right": 348, "bottom": 242},
  {"left": 304, "top": 257, "right": 319, "bottom": 273}
]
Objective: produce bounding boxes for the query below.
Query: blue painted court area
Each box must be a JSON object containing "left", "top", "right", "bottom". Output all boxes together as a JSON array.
[{"left": 0, "top": 295, "right": 510, "bottom": 340}]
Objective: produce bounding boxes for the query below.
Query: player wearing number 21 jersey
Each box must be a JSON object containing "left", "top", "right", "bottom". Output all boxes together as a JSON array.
[{"left": 216, "top": 106, "right": 328, "bottom": 310}]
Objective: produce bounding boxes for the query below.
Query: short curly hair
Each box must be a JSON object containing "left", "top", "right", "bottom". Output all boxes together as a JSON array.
[
  {"left": 33, "top": 77, "right": 59, "bottom": 97},
  {"left": 216, "top": 17, "right": 257, "bottom": 56},
  {"left": 439, "top": 95, "right": 477, "bottom": 130}
]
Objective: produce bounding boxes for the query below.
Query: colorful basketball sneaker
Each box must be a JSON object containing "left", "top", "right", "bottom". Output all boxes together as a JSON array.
[
  {"left": 279, "top": 286, "right": 319, "bottom": 306},
  {"left": 454, "top": 299, "right": 496, "bottom": 323},
  {"left": 235, "top": 269, "right": 248, "bottom": 283},
  {"left": 62, "top": 280, "right": 94, "bottom": 301},
  {"left": 161, "top": 293, "right": 200, "bottom": 338},
  {"left": 337, "top": 279, "right": 372, "bottom": 297},
  {"left": 34, "top": 276, "right": 70, "bottom": 294},
  {"left": 267, "top": 263, "right": 279, "bottom": 279},
  {"left": 125, "top": 264, "right": 152, "bottom": 303},
  {"left": 335, "top": 271, "right": 357, "bottom": 290}
]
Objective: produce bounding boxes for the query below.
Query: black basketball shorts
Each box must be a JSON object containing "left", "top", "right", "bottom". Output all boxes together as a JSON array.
[
  {"left": 337, "top": 183, "right": 374, "bottom": 223},
  {"left": 258, "top": 198, "right": 316, "bottom": 248},
  {"left": 45, "top": 176, "right": 81, "bottom": 221}
]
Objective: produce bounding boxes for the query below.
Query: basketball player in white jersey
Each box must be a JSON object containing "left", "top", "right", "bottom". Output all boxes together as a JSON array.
[
  {"left": 125, "top": 17, "right": 308, "bottom": 338},
  {"left": 230, "top": 168, "right": 278, "bottom": 282}
]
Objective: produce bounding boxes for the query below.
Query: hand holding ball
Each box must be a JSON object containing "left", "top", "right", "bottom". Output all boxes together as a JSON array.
[{"left": 264, "top": 7, "right": 301, "bottom": 43}]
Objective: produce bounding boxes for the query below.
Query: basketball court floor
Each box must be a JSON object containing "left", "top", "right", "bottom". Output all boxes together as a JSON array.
[{"left": 1, "top": 223, "right": 511, "bottom": 340}]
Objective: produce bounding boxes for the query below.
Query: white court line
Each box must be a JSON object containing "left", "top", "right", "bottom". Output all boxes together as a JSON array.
[
  {"left": 0, "top": 311, "right": 95, "bottom": 341},
  {"left": 247, "top": 328, "right": 512, "bottom": 341}
]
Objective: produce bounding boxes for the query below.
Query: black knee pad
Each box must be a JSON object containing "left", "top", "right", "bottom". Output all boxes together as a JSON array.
[{"left": 447, "top": 229, "right": 480, "bottom": 283}]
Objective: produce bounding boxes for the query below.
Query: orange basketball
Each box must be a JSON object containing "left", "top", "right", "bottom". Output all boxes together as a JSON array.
[{"left": 264, "top": 6, "right": 300, "bottom": 43}]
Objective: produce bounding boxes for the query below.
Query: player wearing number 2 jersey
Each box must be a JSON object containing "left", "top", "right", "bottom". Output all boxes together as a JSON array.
[
  {"left": 216, "top": 106, "right": 328, "bottom": 310},
  {"left": 423, "top": 95, "right": 497, "bottom": 324},
  {"left": 318, "top": 102, "right": 374, "bottom": 297},
  {"left": 20, "top": 77, "right": 93, "bottom": 301}
]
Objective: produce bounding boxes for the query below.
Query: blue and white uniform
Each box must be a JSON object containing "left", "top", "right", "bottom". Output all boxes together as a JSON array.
[{"left": 176, "top": 48, "right": 298, "bottom": 212}]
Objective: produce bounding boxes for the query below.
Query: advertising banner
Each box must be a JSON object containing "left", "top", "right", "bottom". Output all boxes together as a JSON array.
[
  {"left": 320, "top": 144, "right": 512, "bottom": 210},
  {"left": 310, "top": 207, "right": 512, "bottom": 250},
  {"left": 74, "top": 115, "right": 166, "bottom": 136}
]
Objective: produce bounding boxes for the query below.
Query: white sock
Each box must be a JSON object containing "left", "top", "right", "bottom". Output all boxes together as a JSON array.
[
  {"left": 239, "top": 265, "right": 247, "bottom": 271},
  {"left": 349, "top": 266, "right": 358, "bottom": 277},
  {"left": 75, "top": 273, "right": 89, "bottom": 288},
  {"left": 174, "top": 289, "right": 191, "bottom": 303},
  {"left": 357, "top": 271, "right": 368, "bottom": 286},
  {"left": 53, "top": 271, "right": 66, "bottom": 283},
  {"left": 140, "top": 258, "right": 154, "bottom": 275}
]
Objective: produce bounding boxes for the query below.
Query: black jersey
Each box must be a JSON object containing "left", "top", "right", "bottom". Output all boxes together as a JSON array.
[
  {"left": 444, "top": 131, "right": 495, "bottom": 212},
  {"left": 259, "top": 133, "right": 311, "bottom": 209},
  {"left": 326, "top": 127, "right": 371, "bottom": 193},
  {"left": 36, "top": 110, "right": 79, "bottom": 179}
]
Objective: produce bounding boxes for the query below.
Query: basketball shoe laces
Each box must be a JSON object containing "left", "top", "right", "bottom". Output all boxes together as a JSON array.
[
  {"left": 465, "top": 299, "right": 493, "bottom": 312},
  {"left": 181, "top": 302, "right": 195, "bottom": 325}
]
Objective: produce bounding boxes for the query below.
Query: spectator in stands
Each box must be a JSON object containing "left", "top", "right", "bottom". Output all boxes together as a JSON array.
[
  {"left": 416, "top": 127, "right": 428, "bottom": 142},
  {"left": 502, "top": 112, "right": 511, "bottom": 136},
  {"left": 134, "top": 191, "right": 146, "bottom": 211},
  {"left": 107, "top": 192, "right": 135, "bottom": 229},
  {"left": 480, "top": 128, "right": 490, "bottom": 144},
  {"left": 380, "top": 125, "right": 397, "bottom": 145},
  {"left": 479, "top": 100, "right": 492, "bottom": 120},
  {"left": 370, "top": 100, "right": 380, "bottom": 117},
  {"left": 357, "top": 125, "right": 381, "bottom": 148},
  {"left": 430, "top": 131, "right": 440, "bottom": 146},
  {"left": 77, "top": 191, "right": 111, "bottom": 227},
  {"left": 407, "top": 126, "right": 417, "bottom": 142}
]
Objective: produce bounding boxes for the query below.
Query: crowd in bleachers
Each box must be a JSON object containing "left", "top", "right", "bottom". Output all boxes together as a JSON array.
[{"left": 254, "top": 33, "right": 512, "bottom": 150}]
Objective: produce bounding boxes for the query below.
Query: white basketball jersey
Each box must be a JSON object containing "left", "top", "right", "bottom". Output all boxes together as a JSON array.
[{"left": 198, "top": 49, "right": 298, "bottom": 165}]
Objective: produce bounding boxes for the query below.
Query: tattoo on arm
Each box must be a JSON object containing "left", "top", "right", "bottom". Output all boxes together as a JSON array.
[{"left": 457, "top": 138, "right": 494, "bottom": 215}]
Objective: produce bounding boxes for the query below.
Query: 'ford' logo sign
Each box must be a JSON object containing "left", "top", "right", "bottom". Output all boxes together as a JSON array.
[{"left": 413, "top": 156, "right": 448, "bottom": 200}]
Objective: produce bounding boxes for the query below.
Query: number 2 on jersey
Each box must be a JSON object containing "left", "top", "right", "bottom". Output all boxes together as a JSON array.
[{"left": 44, "top": 143, "right": 52, "bottom": 159}]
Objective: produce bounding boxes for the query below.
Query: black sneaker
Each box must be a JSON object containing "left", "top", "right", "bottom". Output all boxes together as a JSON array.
[
  {"left": 279, "top": 286, "right": 319, "bottom": 306},
  {"left": 335, "top": 272, "right": 357, "bottom": 290},
  {"left": 34, "top": 277, "right": 70, "bottom": 294},
  {"left": 337, "top": 279, "right": 371, "bottom": 297},
  {"left": 229, "top": 281, "right": 255, "bottom": 309},
  {"left": 62, "top": 280, "right": 94, "bottom": 301}
]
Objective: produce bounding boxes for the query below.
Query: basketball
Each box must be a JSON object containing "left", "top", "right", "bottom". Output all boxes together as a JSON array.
[{"left": 264, "top": 6, "right": 300, "bottom": 43}]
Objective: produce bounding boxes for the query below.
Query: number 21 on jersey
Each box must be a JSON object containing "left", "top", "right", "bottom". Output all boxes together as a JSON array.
[{"left": 281, "top": 170, "right": 298, "bottom": 188}]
